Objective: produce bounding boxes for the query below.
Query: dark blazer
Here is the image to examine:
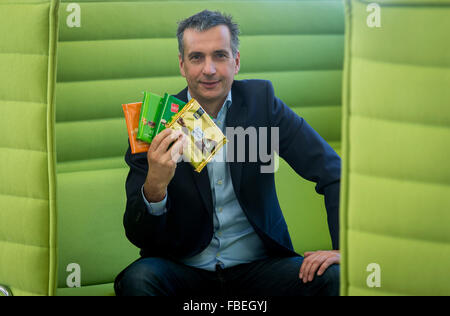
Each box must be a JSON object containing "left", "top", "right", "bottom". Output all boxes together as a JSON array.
[{"left": 123, "top": 79, "right": 341, "bottom": 261}]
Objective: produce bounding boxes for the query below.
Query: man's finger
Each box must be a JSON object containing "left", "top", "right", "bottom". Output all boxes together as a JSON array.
[
  {"left": 300, "top": 253, "right": 320, "bottom": 282},
  {"left": 317, "top": 257, "right": 339, "bottom": 276},
  {"left": 156, "top": 130, "right": 182, "bottom": 155},
  {"left": 165, "top": 135, "right": 186, "bottom": 163},
  {"left": 149, "top": 128, "right": 174, "bottom": 152},
  {"left": 299, "top": 256, "right": 310, "bottom": 280},
  {"left": 307, "top": 255, "right": 326, "bottom": 282},
  {"left": 300, "top": 252, "right": 319, "bottom": 277}
]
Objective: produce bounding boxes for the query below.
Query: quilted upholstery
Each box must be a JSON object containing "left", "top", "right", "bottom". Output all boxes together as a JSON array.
[
  {"left": 0, "top": 0, "right": 345, "bottom": 296},
  {"left": 55, "top": 0, "right": 344, "bottom": 296},
  {"left": 0, "top": 0, "right": 59, "bottom": 296},
  {"left": 340, "top": 0, "right": 450, "bottom": 295}
]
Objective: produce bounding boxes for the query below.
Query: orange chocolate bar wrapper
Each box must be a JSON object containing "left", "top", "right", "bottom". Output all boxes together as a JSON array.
[{"left": 122, "top": 102, "right": 150, "bottom": 154}]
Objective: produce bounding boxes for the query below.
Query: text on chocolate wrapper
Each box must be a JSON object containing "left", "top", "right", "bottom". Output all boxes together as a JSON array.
[{"left": 183, "top": 300, "right": 267, "bottom": 313}]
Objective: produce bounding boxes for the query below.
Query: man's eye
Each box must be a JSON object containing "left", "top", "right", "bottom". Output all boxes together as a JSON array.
[{"left": 191, "top": 55, "right": 201, "bottom": 61}]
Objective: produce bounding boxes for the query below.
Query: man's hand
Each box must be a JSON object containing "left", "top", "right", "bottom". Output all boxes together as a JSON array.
[
  {"left": 143, "top": 128, "right": 186, "bottom": 203},
  {"left": 299, "top": 250, "right": 340, "bottom": 283}
]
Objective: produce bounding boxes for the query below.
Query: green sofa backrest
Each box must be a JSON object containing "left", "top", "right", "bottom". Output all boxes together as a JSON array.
[
  {"left": 0, "top": 0, "right": 59, "bottom": 296},
  {"left": 340, "top": 0, "right": 450, "bottom": 296}
]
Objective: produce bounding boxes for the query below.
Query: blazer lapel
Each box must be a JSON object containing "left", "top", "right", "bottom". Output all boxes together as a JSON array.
[
  {"left": 191, "top": 167, "right": 214, "bottom": 217},
  {"left": 174, "top": 88, "right": 214, "bottom": 217},
  {"left": 174, "top": 88, "right": 188, "bottom": 103},
  {"left": 225, "top": 87, "right": 248, "bottom": 198}
]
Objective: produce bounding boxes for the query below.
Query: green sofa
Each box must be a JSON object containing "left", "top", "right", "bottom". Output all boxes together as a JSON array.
[
  {"left": 0, "top": 0, "right": 344, "bottom": 296},
  {"left": 340, "top": 0, "right": 450, "bottom": 296},
  {"left": 0, "top": 0, "right": 59, "bottom": 296}
]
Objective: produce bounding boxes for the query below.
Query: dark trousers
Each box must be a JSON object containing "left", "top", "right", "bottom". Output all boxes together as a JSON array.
[{"left": 114, "top": 256, "right": 340, "bottom": 296}]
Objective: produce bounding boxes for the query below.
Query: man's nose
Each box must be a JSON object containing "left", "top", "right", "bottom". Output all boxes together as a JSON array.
[{"left": 202, "top": 58, "right": 216, "bottom": 76}]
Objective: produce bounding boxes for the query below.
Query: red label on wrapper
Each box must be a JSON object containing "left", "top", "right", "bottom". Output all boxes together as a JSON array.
[{"left": 171, "top": 103, "right": 179, "bottom": 113}]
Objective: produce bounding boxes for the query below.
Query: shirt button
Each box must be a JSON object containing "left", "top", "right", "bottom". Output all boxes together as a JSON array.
[
  {"left": 218, "top": 207, "right": 223, "bottom": 213},
  {"left": 216, "top": 253, "right": 220, "bottom": 257},
  {"left": 217, "top": 232, "right": 222, "bottom": 237},
  {"left": 217, "top": 180, "right": 223, "bottom": 185}
]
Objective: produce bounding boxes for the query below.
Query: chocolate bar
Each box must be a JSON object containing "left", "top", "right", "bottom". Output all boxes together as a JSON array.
[
  {"left": 154, "top": 93, "right": 186, "bottom": 135},
  {"left": 122, "top": 102, "right": 150, "bottom": 154},
  {"left": 166, "top": 99, "right": 227, "bottom": 172},
  {"left": 137, "top": 92, "right": 163, "bottom": 143}
]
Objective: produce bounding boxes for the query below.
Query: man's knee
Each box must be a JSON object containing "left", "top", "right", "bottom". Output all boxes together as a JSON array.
[
  {"left": 315, "top": 264, "right": 340, "bottom": 296},
  {"left": 115, "top": 258, "right": 170, "bottom": 296}
]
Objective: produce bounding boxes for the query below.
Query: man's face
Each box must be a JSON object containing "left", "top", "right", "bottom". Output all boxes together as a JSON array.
[{"left": 179, "top": 25, "right": 240, "bottom": 106}]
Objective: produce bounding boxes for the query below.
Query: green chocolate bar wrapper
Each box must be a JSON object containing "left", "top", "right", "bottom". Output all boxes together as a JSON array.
[
  {"left": 155, "top": 93, "right": 186, "bottom": 135},
  {"left": 167, "top": 99, "right": 227, "bottom": 173},
  {"left": 137, "top": 92, "right": 162, "bottom": 143}
]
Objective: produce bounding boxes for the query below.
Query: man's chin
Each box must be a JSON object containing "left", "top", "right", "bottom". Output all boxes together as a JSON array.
[{"left": 193, "top": 90, "right": 226, "bottom": 103}]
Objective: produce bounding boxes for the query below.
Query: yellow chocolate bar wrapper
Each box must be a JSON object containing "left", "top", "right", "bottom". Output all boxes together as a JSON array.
[{"left": 167, "top": 98, "right": 227, "bottom": 172}]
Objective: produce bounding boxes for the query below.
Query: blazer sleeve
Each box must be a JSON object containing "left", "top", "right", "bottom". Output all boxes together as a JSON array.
[
  {"left": 266, "top": 81, "right": 341, "bottom": 250},
  {"left": 122, "top": 143, "right": 172, "bottom": 251}
]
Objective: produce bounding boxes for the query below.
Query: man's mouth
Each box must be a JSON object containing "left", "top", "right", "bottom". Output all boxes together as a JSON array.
[{"left": 200, "top": 80, "right": 220, "bottom": 89}]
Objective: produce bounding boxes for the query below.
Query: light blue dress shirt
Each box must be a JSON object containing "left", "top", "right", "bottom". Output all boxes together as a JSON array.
[{"left": 141, "top": 90, "right": 268, "bottom": 271}]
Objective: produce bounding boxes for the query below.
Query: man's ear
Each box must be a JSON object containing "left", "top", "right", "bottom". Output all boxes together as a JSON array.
[
  {"left": 179, "top": 53, "right": 186, "bottom": 78},
  {"left": 234, "top": 51, "right": 241, "bottom": 75}
]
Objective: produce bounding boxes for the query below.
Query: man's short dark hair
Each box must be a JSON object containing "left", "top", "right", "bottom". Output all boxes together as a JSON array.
[{"left": 177, "top": 10, "right": 240, "bottom": 59}]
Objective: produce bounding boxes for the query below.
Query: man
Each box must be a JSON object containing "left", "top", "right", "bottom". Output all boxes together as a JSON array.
[{"left": 115, "top": 10, "right": 341, "bottom": 296}]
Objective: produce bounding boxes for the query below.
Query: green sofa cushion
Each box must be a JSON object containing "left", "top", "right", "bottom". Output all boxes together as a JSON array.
[
  {"left": 56, "top": 283, "right": 115, "bottom": 296},
  {"left": 341, "top": 0, "right": 450, "bottom": 296},
  {"left": 0, "top": 0, "right": 59, "bottom": 296}
]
